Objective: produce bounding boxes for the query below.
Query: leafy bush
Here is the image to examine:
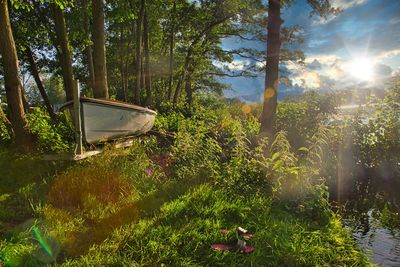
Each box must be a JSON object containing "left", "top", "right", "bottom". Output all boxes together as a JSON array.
[
  {"left": 0, "top": 113, "right": 11, "bottom": 144},
  {"left": 338, "top": 79, "right": 400, "bottom": 178},
  {"left": 277, "top": 91, "right": 339, "bottom": 148},
  {"left": 379, "top": 204, "right": 400, "bottom": 229},
  {"left": 26, "top": 108, "right": 73, "bottom": 153}
]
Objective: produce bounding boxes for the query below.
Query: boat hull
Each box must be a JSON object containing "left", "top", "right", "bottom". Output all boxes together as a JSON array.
[{"left": 62, "top": 98, "right": 156, "bottom": 144}]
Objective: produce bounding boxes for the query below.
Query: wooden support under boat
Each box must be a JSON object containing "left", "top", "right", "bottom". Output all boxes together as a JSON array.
[{"left": 42, "top": 139, "right": 135, "bottom": 161}]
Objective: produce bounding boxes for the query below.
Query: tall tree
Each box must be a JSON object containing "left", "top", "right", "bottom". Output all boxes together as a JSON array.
[
  {"left": 53, "top": 5, "right": 74, "bottom": 101},
  {"left": 260, "top": 0, "right": 339, "bottom": 135},
  {"left": 26, "top": 46, "right": 57, "bottom": 122},
  {"left": 134, "top": 0, "right": 145, "bottom": 104},
  {"left": 92, "top": 0, "right": 109, "bottom": 99},
  {"left": 260, "top": 0, "right": 281, "bottom": 135},
  {"left": 171, "top": 0, "right": 263, "bottom": 105},
  {"left": 119, "top": 24, "right": 128, "bottom": 101},
  {"left": 167, "top": 1, "right": 176, "bottom": 101},
  {"left": 143, "top": 9, "right": 152, "bottom": 106},
  {"left": 83, "top": 0, "right": 95, "bottom": 93},
  {"left": 20, "top": 86, "right": 31, "bottom": 112},
  {"left": 0, "top": 0, "right": 33, "bottom": 147}
]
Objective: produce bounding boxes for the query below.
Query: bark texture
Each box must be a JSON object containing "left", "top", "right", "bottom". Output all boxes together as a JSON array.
[
  {"left": 143, "top": 9, "right": 152, "bottom": 106},
  {"left": 167, "top": 1, "right": 176, "bottom": 101},
  {"left": 92, "top": 0, "right": 109, "bottom": 99},
  {"left": 53, "top": 5, "right": 74, "bottom": 101},
  {"left": 260, "top": 0, "right": 282, "bottom": 135},
  {"left": 119, "top": 24, "right": 128, "bottom": 101},
  {"left": 134, "top": 0, "right": 145, "bottom": 104},
  {"left": 21, "top": 86, "right": 31, "bottom": 112},
  {"left": 185, "top": 73, "right": 193, "bottom": 106},
  {"left": 83, "top": 0, "right": 95, "bottom": 93},
  {"left": 0, "top": 0, "right": 33, "bottom": 147},
  {"left": 26, "top": 46, "right": 57, "bottom": 122}
]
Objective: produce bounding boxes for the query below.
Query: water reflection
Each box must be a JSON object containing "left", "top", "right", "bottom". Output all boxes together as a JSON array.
[{"left": 330, "top": 175, "right": 400, "bottom": 266}]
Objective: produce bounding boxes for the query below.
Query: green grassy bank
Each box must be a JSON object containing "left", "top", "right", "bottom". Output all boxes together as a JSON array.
[{"left": 0, "top": 95, "right": 372, "bottom": 266}]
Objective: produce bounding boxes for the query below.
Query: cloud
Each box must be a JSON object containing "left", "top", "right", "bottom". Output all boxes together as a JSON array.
[
  {"left": 284, "top": 54, "right": 347, "bottom": 90},
  {"left": 284, "top": 53, "right": 395, "bottom": 91},
  {"left": 307, "top": 59, "right": 322, "bottom": 70},
  {"left": 306, "top": 54, "right": 341, "bottom": 65},
  {"left": 330, "top": 0, "right": 368, "bottom": 10},
  {"left": 376, "top": 48, "right": 400, "bottom": 60},
  {"left": 221, "top": 0, "right": 400, "bottom": 101},
  {"left": 389, "top": 17, "right": 400, "bottom": 25},
  {"left": 312, "top": 0, "right": 368, "bottom": 25},
  {"left": 214, "top": 59, "right": 250, "bottom": 71},
  {"left": 374, "top": 63, "right": 393, "bottom": 78},
  {"left": 306, "top": 0, "right": 400, "bottom": 57},
  {"left": 285, "top": 61, "right": 321, "bottom": 89}
]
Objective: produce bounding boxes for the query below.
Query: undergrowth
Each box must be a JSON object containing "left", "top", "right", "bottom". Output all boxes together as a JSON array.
[{"left": 0, "top": 95, "right": 373, "bottom": 266}]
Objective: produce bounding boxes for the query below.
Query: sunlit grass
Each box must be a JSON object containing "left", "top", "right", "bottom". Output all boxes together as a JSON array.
[{"left": 0, "top": 94, "right": 382, "bottom": 266}]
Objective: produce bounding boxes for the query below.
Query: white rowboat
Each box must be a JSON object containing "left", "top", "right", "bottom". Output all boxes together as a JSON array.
[{"left": 61, "top": 97, "right": 156, "bottom": 144}]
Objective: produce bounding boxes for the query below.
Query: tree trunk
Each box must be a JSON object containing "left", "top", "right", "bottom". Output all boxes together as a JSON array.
[
  {"left": 167, "top": 1, "right": 176, "bottom": 101},
  {"left": 21, "top": 86, "right": 31, "bottom": 113},
  {"left": 185, "top": 73, "right": 193, "bottom": 107},
  {"left": 26, "top": 46, "right": 57, "bottom": 122},
  {"left": 92, "top": 0, "right": 109, "bottom": 99},
  {"left": 86, "top": 46, "right": 95, "bottom": 93},
  {"left": 171, "top": 19, "right": 225, "bottom": 105},
  {"left": 143, "top": 9, "right": 152, "bottom": 106},
  {"left": 134, "top": 0, "right": 145, "bottom": 104},
  {"left": 19, "top": 75, "right": 31, "bottom": 112},
  {"left": 83, "top": 0, "right": 95, "bottom": 93},
  {"left": 118, "top": 24, "right": 128, "bottom": 101},
  {"left": 53, "top": 5, "right": 74, "bottom": 101},
  {"left": 0, "top": 0, "right": 33, "bottom": 147},
  {"left": 173, "top": 47, "right": 192, "bottom": 104},
  {"left": 260, "top": 0, "right": 281, "bottom": 135}
]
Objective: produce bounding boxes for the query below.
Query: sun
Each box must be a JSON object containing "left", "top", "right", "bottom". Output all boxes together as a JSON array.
[{"left": 346, "top": 57, "right": 374, "bottom": 81}]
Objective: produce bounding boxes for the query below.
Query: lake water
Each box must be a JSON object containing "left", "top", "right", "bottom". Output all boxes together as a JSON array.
[{"left": 330, "top": 175, "right": 400, "bottom": 266}]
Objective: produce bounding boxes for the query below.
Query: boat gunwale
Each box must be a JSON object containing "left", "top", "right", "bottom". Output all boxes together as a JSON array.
[{"left": 59, "top": 97, "right": 157, "bottom": 115}]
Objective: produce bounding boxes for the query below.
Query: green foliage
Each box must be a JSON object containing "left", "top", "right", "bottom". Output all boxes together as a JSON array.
[
  {"left": 0, "top": 228, "right": 40, "bottom": 267},
  {"left": 277, "top": 91, "right": 339, "bottom": 148},
  {"left": 26, "top": 108, "right": 73, "bottom": 153},
  {"left": 0, "top": 120, "right": 11, "bottom": 144},
  {"left": 337, "top": 79, "right": 400, "bottom": 177},
  {"left": 0, "top": 107, "right": 11, "bottom": 143},
  {"left": 0, "top": 96, "right": 372, "bottom": 266},
  {"left": 379, "top": 204, "right": 400, "bottom": 229}
]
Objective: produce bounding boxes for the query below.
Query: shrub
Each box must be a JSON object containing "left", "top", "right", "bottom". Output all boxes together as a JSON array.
[
  {"left": 277, "top": 91, "right": 339, "bottom": 148},
  {"left": 26, "top": 108, "right": 73, "bottom": 153}
]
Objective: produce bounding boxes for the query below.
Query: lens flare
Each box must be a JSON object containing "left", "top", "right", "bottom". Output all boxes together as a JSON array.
[
  {"left": 264, "top": 88, "right": 275, "bottom": 99},
  {"left": 241, "top": 105, "right": 252, "bottom": 114},
  {"left": 32, "top": 226, "right": 54, "bottom": 259},
  {"left": 345, "top": 57, "right": 374, "bottom": 81}
]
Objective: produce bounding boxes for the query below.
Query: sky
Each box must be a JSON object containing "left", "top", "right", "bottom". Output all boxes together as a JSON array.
[{"left": 220, "top": 0, "right": 400, "bottom": 102}]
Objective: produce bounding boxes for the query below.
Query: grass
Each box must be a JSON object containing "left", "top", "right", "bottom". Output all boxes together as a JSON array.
[
  {"left": 0, "top": 99, "right": 373, "bottom": 266},
  {"left": 0, "top": 146, "right": 370, "bottom": 266},
  {"left": 61, "top": 183, "right": 369, "bottom": 266}
]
